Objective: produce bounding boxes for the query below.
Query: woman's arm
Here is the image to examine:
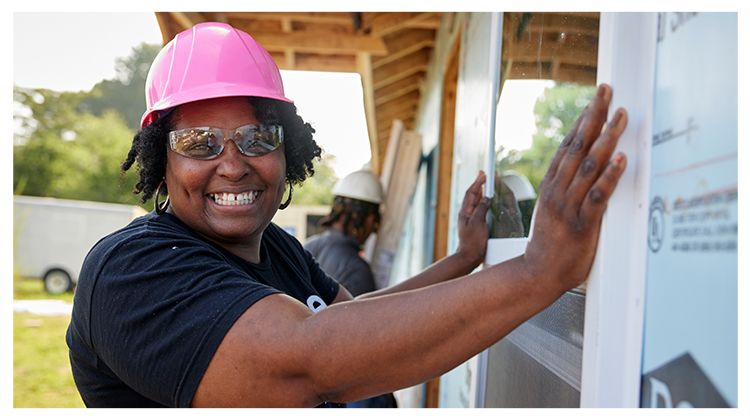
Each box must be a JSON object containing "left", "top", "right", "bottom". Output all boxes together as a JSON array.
[
  {"left": 192, "top": 84, "right": 628, "bottom": 407},
  {"left": 356, "top": 170, "right": 490, "bottom": 300}
]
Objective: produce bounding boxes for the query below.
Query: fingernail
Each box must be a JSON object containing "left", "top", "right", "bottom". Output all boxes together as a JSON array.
[
  {"left": 611, "top": 109, "right": 623, "bottom": 126},
  {"left": 613, "top": 153, "right": 625, "bottom": 167},
  {"left": 597, "top": 84, "right": 607, "bottom": 98}
]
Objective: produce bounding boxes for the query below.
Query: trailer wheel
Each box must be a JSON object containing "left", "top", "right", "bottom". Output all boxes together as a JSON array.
[{"left": 43, "top": 269, "right": 72, "bottom": 294}]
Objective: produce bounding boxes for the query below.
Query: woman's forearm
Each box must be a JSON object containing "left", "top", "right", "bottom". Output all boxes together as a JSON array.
[
  {"left": 357, "top": 250, "right": 480, "bottom": 299},
  {"left": 300, "top": 255, "right": 562, "bottom": 402}
]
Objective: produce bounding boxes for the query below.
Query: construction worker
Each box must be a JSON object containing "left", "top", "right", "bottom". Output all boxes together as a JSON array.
[
  {"left": 305, "top": 170, "right": 383, "bottom": 297},
  {"left": 304, "top": 170, "right": 397, "bottom": 408},
  {"left": 66, "top": 22, "right": 629, "bottom": 407}
]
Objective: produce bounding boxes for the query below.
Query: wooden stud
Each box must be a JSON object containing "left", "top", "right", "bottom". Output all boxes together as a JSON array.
[
  {"left": 358, "top": 52, "right": 380, "bottom": 175},
  {"left": 154, "top": 12, "right": 173, "bottom": 45}
]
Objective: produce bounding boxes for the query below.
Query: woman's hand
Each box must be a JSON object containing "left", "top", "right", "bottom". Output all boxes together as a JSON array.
[
  {"left": 455, "top": 171, "right": 491, "bottom": 268},
  {"left": 523, "top": 83, "right": 628, "bottom": 293}
]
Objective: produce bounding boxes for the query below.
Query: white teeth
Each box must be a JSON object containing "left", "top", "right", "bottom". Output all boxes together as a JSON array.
[{"left": 211, "top": 191, "right": 260, "bottom": 206}]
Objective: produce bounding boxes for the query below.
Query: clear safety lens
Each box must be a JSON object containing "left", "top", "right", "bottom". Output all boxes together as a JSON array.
[{"left": 168, "top": 124, "right": 283, "bottom": 160}]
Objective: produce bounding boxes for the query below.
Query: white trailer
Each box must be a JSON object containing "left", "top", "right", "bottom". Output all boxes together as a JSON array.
[{"left": 13, "top": 196, "right": 147, "bottom": 294}]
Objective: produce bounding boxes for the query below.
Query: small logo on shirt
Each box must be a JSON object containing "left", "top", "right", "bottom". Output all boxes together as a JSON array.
[{"left": 306, "top": 295, "right": 327, "bottom": 313}]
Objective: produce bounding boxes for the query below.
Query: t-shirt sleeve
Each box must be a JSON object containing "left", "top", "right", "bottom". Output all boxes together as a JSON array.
[{"left": 89, "top": 232, "right": 279, "bottom": 407}]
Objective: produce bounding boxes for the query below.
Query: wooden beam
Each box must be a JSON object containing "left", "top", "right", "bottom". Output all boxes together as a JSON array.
[
  {"left": 373, "top": 29, "right": 436, "bottom": 69},
  {"left": 556, "top": 64, "right": 597, "bottom": 85},
  {"left": 519, "top": 13, "right": 599, "bottom": 37},
  {"left": 377, "top": 110, "right": 417, "bottom": 133},
  {"left": 358, "top": 52, "right": 380, "bottom": 175},
  {"left": 292, "top": 54, "right": 358, "bottom": 72},
  {"left": 154, "top": 12, "right": 174, "bottom": 45},
  {"left": 508, "top": 41, "right": 598, "bottom": 67},
  {"left": 250, "top": 31, "right": 387, "bottom": 56},
  {"left": 280, "top": 18, "right": 296, "bottom": 68},
  {"left": 370, "top": 12, "right": 441, "bottom": 37},
  {"left": 504, "top": 62, "right": 552, "bottom": 80},
  {"left": 376, "top": 93, "right": 420, "bottom": 123},
  {"left": 281, "top": 17, "right": 293, "bottom": 32},
  {"left": 285, "top": 51, "right": 297, "bottom": 69},
  {"left": 170, "top": 12, "right": 206, "bottom": 31},
  {"left": 208, "top": 12, "right": 228, "bottom": 23},
  {"left": 374, "top": 74, "right": 423, "bottom": 106},
  {"left": 376, "top": 107, "right": 419, "bottom": 130},
  {"left": 373, "top": 49, "right": 431, "bottom": 89},
  {"left": 377, "top": 117, "right": 415, "bottom": 139},
  {"left": 406, "top": 14, "right": 442, "bottom": 30},
  {"left": 224, "top": 12, "right": 353, "bottom": 26}
]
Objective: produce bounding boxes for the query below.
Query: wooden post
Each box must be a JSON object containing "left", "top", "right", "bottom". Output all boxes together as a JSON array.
[
  {"left": 368, "top": 120, "right": 422, "bottom": 290},
  {"left": 357, "top": 52, "right": 380, "bottom": 175},
  {"left": 424, "top": 32, "right": 461, "bottom": 408}
]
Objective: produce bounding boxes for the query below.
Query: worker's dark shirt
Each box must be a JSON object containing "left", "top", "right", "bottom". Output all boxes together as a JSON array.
[
  {"left": 304, "top": 230, "right": 375, "bottom": 297},
  {"left": 66, "top": 211, "right": 341, "bottom": 407}
]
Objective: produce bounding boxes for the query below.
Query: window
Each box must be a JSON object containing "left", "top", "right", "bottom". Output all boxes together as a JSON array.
[{"left": 490, "top": 12, "right": 599, "bottom": 239}]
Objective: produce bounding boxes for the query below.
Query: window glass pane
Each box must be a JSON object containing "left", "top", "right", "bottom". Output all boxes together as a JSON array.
[{"left": 490, "top": 13, "right": 599, "bottom": 239}]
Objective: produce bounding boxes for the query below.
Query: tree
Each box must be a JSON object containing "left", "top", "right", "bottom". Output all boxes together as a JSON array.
[
  {"left": 496, "top": 83, "right": 596, "bottom": 192},
  {"left": 292, "top": 154, "right": 339, "bottom": 205},
  {"left": 14, "top": 108, "right": 140, "bottom": 205},
  {"left": 14, "top": 43, "right": 160, "bottom": 205},
  {"left": 79, "top": 43, "right": 161, "bottom": 130}
]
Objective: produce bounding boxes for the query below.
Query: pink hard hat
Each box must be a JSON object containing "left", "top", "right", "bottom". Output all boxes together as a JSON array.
[{"left": 140, "top": 22, "right": 292, "bottom": 128}]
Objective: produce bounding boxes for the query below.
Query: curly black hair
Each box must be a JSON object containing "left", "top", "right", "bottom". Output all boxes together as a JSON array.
[
  {"left": 121, "top": 97, "right": 322, "bottom": 203},
  {"left": 320, "top": 196, "right": 380, "bottom": 239}
]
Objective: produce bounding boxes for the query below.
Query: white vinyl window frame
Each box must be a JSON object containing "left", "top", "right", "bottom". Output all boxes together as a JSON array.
[
  {"left": 579, "top": 12, "right": 658, "bottom": 407},
  {"left": 479, "top": 12, "right": 659, "bottom": 407}
]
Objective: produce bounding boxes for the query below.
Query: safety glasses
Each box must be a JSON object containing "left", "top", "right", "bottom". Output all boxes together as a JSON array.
[{"left": 168, "top": 123, "right": 283, "bottom": 160}]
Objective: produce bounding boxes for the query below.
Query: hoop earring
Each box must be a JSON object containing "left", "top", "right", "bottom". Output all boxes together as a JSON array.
[
  {"left": 154, "top": 180, "right": 170, "bottom": 215},
  {"left": 279, "top": 179, "right": 293, "bottom": 210}
]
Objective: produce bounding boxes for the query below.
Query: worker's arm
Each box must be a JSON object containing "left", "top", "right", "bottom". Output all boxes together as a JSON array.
[
  {"left": 354, "top": 170, "right": 490, "bottom": 300},
  {"left": 327, "top": 164, "right": 488, "bottom": 305},
  {"left": 192, "top": 84, "right": 628, "bottom": 407}
]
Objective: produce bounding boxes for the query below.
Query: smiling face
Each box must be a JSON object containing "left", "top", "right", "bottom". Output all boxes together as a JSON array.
[{"left": 165, "top": 96, "right": 287, "bottom": 258}]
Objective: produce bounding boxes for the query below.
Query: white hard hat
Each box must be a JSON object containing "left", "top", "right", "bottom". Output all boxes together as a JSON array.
[
  {"left": 500, "top": 170, "right": 537, "bottom": 201},
  {"left": 333, "top": 170, "right": 384, "bottom": 204}
]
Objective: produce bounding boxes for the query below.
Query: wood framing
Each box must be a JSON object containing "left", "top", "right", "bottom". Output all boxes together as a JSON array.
[
  {"left": 357, "top": 52, "right": 380, "bottom": 174},
  {"left": 424, "top": 31, "right": 462, "bottom": 409}
]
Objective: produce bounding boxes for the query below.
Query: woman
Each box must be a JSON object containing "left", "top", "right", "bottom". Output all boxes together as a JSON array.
[{"left": 66, "top": 22, "right": 628, "bottom": 408}]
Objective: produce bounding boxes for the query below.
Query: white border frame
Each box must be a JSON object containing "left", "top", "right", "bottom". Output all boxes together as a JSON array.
[{"left": 579, "top": 12, "right": 658, "bottom": 407}]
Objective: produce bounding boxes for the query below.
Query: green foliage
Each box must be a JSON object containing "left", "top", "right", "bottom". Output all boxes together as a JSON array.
[
  {"left": 293, "top": 154, "right": 339, "bottom": 205},
  {"left": 14, "top": 109, "right": 141, "bottom": 205},
  {"left": 497, "top": 83, "right": 596, "bottom": 192},
  {"left": 13, "top": 42, "right": 339, "bottom": 207},
  {"left": 79, "top": 43, "right": 161, "bottom": 130},
  {"left": 14, "top": 313, "right": 85, "bottom": 407},
  {"left": 13, "top": 43, "right": 158, "bottom": 205}
]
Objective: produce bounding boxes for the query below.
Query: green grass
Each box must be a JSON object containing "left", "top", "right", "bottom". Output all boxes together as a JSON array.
[
  {"left": 14, "top": 275, "right": 75, "bottom": 303},
  {"left": 14, "top": 313, "right": 85, "bottom": 408}
]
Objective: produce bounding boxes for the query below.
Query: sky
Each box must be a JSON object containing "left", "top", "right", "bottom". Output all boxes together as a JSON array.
[{"left": 12, "top": 12, "right": 371, "bottom": 179}]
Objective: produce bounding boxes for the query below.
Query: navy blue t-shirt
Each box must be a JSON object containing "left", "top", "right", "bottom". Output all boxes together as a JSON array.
[{"left": 66, "top": 212, "right": 340, "bottom": 407}]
